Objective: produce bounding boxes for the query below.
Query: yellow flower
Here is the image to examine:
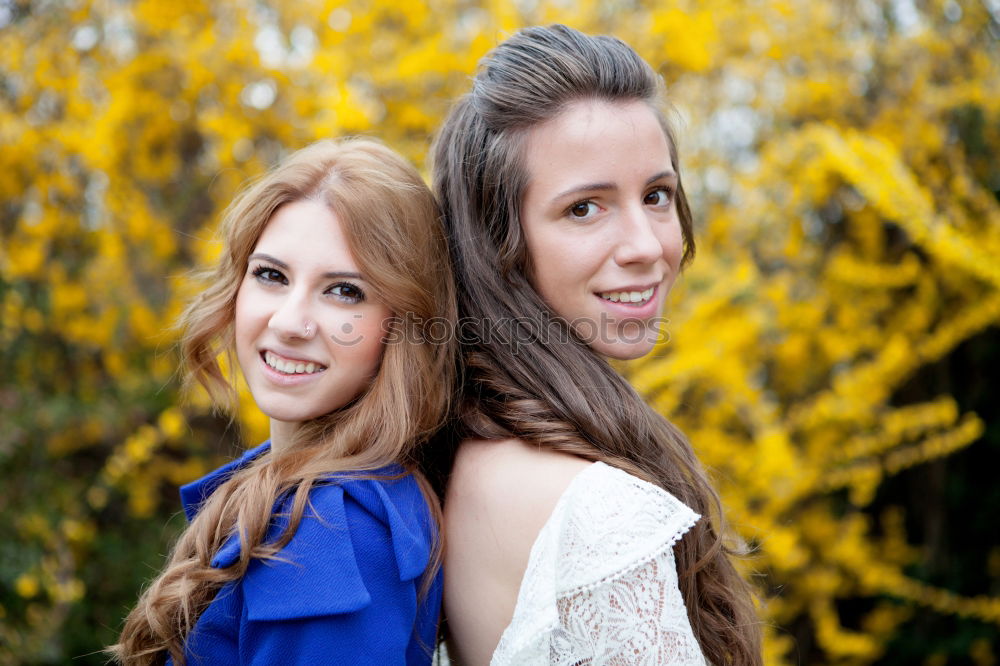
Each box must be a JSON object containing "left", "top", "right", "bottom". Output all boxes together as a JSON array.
[
  {"left": 15, "top": 574, "right": 40, "bottom": 599},
  {"left": 157, "top": 407, "right": 187, "bottom": 441}
]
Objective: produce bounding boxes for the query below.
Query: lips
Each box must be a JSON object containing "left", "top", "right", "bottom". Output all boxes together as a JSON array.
[
  {"left": 261, "top": 350, "right": 327, "bottom": 375},
  {"left": 598, "top": 287, "right": 655, "bottom": 304},
  {"left": 596, "top": 281, "right": 661, "bottom": 306}
]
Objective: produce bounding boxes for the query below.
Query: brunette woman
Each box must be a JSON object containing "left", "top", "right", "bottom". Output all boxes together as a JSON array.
[
  {"left": 111, "top": 138, "right": 456, "bottom": 665},
  {"left": 431, "top": 25, "right": 762, "bottom": 665}
]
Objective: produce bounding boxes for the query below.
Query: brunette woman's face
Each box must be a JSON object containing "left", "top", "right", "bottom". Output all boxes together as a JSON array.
[
  {"left": 234, "top": 199, "right": 391, "bottom": 426},
  {"left": 519, "top": 99, "right": 684, "bottom": 360}
]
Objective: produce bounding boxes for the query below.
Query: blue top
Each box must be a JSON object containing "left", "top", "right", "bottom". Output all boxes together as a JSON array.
[{"left": 168, "top": 441, "right": 442, "bottom": 665}]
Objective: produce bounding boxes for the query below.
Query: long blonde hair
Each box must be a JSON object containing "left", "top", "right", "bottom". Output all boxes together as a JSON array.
[
  {"left": 431, "top": 25, "right": 761, "bottom": 664},
  {"left": 111, "top": 138, "right": 457, "bottom": 664}
]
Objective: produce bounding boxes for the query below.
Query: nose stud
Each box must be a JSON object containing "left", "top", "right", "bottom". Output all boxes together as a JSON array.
[{"left": 303, "top": 322, "right": 313, "bottom": 337}]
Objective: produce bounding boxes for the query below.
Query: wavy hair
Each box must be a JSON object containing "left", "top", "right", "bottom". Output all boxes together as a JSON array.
[
  {"left": 430, "top": 25, "right": 761, "bottom": 665},
  {"left": 111, "top": 138, "right": 457, "bottom": 664}
]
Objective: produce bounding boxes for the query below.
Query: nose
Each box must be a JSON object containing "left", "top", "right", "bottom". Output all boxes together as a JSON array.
[
  {"left": 613, "top": 204, "right": 663, "bottom": 267},
  {"left": 268, "top": 290, "right": 316, "bottom": 341}
]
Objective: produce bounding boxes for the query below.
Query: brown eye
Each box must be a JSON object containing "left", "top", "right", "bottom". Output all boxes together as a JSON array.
[
  {"left": 644, "top": 188, "right": 673, "bottom": 206},
  {"left": 328, "top": 282, "right": 366, "bottom": 304},
  {"left": 569, "top": 201, "right": 598, "bottom": 218},
  {"left": 252, "top": 265, "right": 287, "bottom": 285}
]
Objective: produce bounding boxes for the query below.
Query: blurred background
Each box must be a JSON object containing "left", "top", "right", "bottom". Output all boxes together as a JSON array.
[{"left": 1, "top": 0, "right": 998, "bottom": 663}]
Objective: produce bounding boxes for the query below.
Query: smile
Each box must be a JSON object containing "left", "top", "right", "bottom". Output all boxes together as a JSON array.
[
  {"left": 262, "top": 350, "right": 327, "bottom": 375},
  {"left": 598, "top": 287, "right": 655, "bottom": 305}
]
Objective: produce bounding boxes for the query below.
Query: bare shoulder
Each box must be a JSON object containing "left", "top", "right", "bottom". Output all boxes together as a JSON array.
[
  {"left": 442, "top": 439, "right": 593, "bottom": 665},
  {"left": 448, "top": 437, "right": 593, "bottom": 514},
  {"left": 446, "top": 438, "right": 592, "bottom": 568}
]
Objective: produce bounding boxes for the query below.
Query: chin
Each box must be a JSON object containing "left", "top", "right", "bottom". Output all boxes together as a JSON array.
[
  {"left": 594, "top": 342, "right": 656, "bottom": 361},
  {"left": 590, "top": 320, "right": 665, "bottom": 360},
  {"left": 258, "top": 403, "right": 330, "bottom": 425}
]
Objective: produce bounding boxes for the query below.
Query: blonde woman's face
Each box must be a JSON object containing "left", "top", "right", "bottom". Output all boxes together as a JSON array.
[
  {"left": 234, "top": 199, "right": 390, "bottom": 426},
  {"left": 519, "top": 99, "right": 684, "bottom": 360}
]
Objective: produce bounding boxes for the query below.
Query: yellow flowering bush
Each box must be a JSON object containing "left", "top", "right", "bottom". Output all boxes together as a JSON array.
[{"left": 1, "top": 0, "right": 996, "bottom": 663}]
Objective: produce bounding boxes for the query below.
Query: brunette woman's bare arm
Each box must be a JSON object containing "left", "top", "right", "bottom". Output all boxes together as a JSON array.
[{"left": 442, "top": 438, "right": 592, "bottom": 665}]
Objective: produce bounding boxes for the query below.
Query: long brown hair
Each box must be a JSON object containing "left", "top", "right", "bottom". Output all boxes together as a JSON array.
[
  {"left": 430, "top": 25, "right": 761, "bottom": 664},
  {"left": 111, "top": 138, "right": 457, "bottom": 664}
]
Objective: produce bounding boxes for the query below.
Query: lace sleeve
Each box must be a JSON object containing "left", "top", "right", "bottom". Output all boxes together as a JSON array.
[{"left": 491, "top": 462, "right": 707, "bottom": 666}]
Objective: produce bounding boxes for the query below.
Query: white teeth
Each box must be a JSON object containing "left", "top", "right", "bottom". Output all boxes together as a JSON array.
[
  {"left": 599, "top": 287, "right": 655, "bottom": 304},
  {"left": 264, "top": 351, "right": 325, "bottom": 375}
]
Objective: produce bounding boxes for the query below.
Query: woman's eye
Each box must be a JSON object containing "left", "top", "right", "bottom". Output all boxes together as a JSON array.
[
  {"left": 568, "top": 201, "right": 599, "bottom": 219},
  {"left": 252, "top": 265, "right": 286, "bottom": 284},
  {"left": 644, "top": 187, "right": 673, "bottom": 207},
  {"left": 329, "top": 283, "right": 365, "bottom": 303}
]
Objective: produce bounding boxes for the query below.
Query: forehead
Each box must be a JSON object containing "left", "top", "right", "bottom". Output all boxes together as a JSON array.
[
  {"left": 521, "top": 99, "right": 674, "bottom": 192},
  {"left": 253, "top": 199, "right": 357, "bottom": 266}
]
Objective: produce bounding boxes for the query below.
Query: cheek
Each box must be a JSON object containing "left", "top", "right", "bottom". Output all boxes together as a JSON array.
[
  {"left": 525, "top": 230, "right": 586, "bottom": 295},
  {"left": 345, "top": 312, "right": 389, "bottom": 369},
  {"left": 233, "top": 289, "right": 250, "bottom": 340},
  {"left": 233, "top": 286, "right": 261, "bottom": 340},
  {"left": 349, "top": 339, "right": 386, "bottom": 383},
  {"left": 663, "top": 223, "right": 685, "bottom": 267},
  {"left": 540, "top": 241, "right": 606, "bottom": 295}
]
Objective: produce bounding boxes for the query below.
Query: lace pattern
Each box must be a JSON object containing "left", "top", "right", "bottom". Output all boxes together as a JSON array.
[{"left": 491, "top": 462, "right": 707, "bottom": 666}]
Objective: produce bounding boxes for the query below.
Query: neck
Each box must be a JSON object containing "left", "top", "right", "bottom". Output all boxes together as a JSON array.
[{"left": 269, "top": 419, "right": 299, "bottom": 454}]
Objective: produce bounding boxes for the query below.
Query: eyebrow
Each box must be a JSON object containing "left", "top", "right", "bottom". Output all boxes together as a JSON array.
[
  {"left": 552, "top": 170, "right": 679, "bottom": 202},
  {"left": 248, "top": 253, "right": 363, "bottom": 280}
]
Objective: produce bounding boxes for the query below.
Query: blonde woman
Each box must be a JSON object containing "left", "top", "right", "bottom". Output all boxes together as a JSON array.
[{"left": 111, "top": 139, "right": 456, "bottom": 665}]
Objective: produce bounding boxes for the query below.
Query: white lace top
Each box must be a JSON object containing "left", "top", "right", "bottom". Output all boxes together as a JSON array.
[{"left": 490, "top": 462, "right": 707, "bottom": 666}]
